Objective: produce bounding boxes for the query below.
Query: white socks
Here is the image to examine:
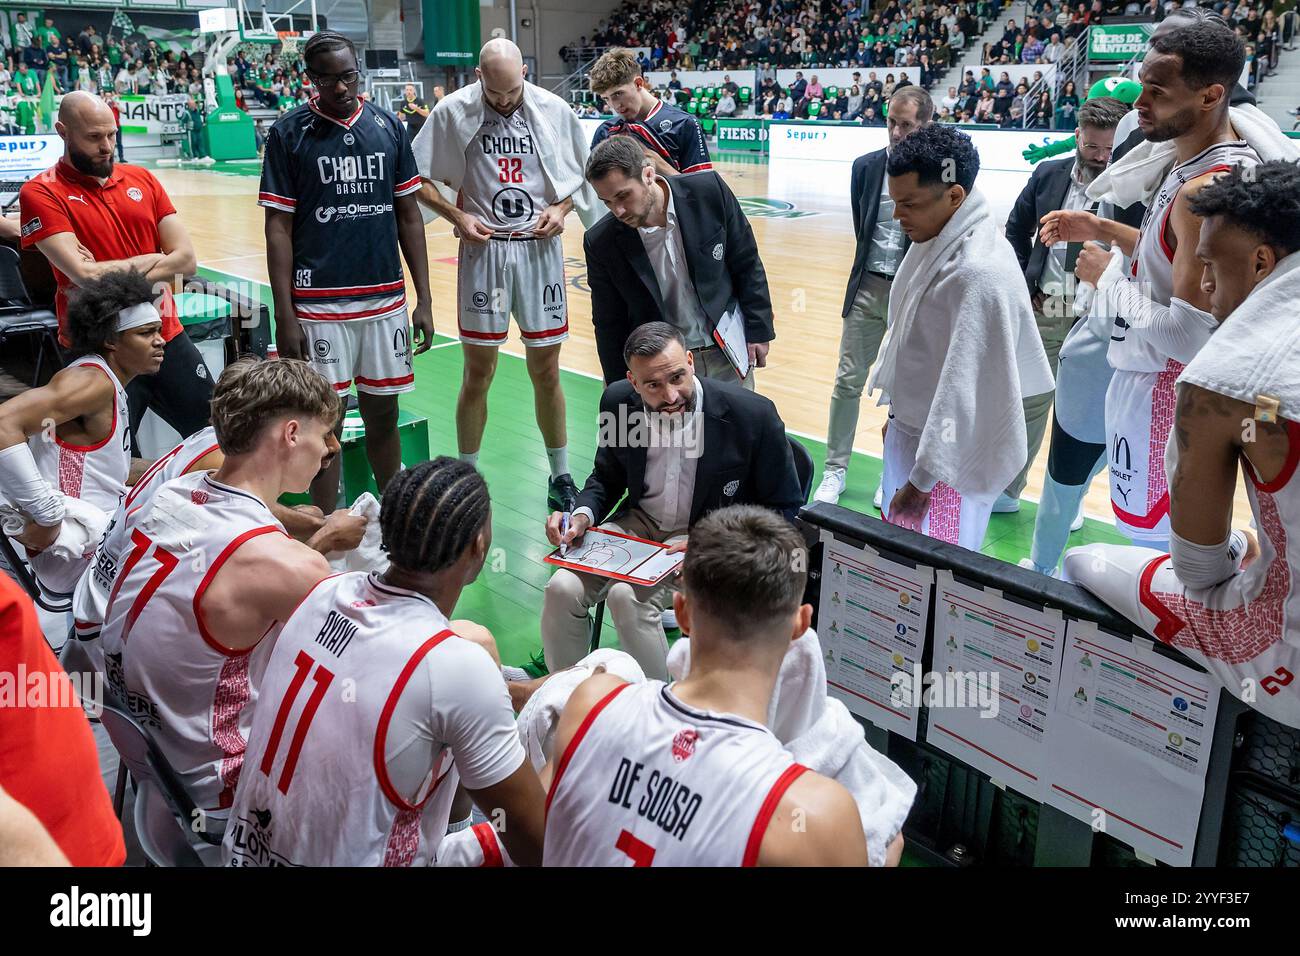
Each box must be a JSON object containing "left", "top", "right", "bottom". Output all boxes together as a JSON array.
[{"left": 546, "top": 446, "right": 569, "bottom": 479}]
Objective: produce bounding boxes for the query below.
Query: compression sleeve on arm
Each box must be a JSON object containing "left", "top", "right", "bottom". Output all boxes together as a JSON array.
[
  {"left": 1100, "top": 270, "right": 1217, "bottom": 365},
  {"left": 0, "top": 443, "right": 64, "bottom": 526},
  {"left": 1169, "top": 527, "right": 1248, "bottom": 589}
]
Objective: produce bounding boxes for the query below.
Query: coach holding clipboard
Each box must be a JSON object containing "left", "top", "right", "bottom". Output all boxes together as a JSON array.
[{"left": 582, "top": 135, "right": 775, "bottom": 386}]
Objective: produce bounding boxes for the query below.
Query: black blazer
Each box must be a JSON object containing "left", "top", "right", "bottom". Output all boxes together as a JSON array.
[
  {"left": 575, "top": 378, "right": 803, "bottom": 527},
  {"left": 584, "top": 171, "right": 775, "bottom": 384},
  {"left": 1004, "top": 155, "right": 1075, "bottom": 294},
  {"left": 841, "top": 146, "right": 910, "bottom": 317}
]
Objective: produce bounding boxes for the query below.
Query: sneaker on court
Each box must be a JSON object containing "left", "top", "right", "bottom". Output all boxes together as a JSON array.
[
  {"left": 873, "top": 482, "right": 883, "bottom": 510},
  {"left": 1017, "top": 557, "right": 1057, "bottom": 577},
  {"left": 1071, "top": 506, "right": 1085, "bottom": 533},
  {"left": 813, "top": 467, "right": 846, "bottom": 505},
  {"left": 523, "top": 650, "right": 549, "bottom": 679},
  {"left": 993, "top": 493, "right": 1021, "bottom": 514},
  {"left": 547, "top": 473, "right": 579, "bottom": 513}
]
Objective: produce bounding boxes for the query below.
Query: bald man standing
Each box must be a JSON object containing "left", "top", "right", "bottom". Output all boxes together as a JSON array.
[
  {"left": 412, "top": 39, "right": 601, "bottom": 513},
  {"left": 19, "top": 91, "right": 210, "bottom": 450}
]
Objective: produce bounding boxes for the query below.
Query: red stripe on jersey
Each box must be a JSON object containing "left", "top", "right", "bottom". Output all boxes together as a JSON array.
[
  {"left": 1245, "top": 418, "right": 1300, "bottom": 493},
  {"left": 308, "top": 96, "right": 364, "bottom": 128},
  {"left": 355, "top": 373, "right": 415, "bottom": 388},
  {"left": 259, "top": 191, "right": 297, "bottom": 207},
  {"left": 681, "top": 162, "right": 713, "bottom": 173},
  {"left": 192, "top": 525, "right": 289, "bottom": 657},
  {"left": 213, "top": 653, "right": 252, "bottom": 809},
  {"left": 54, "top": 364, "right": 118, "bottom": 452},
  {"left": 330, "top": 380, "right": 353, "bottom": 391},
  {"left": 295, "top": 299, "right": 407, "bottom": 321},
  {"left": 374, "top": 630, "right": 458, "bottom": 812},
  {"left": 742, "top": 763, "right": 809, "bottom": 866},
  {"left": 58, "top": 446, "right": 86, "bottom": 500},
  {"left": 472, "top": 822, "right": 504, "bottom": 867},
  {"left": 395, "top": 175, "right": 421, "bottom": 193},
  {"left": 545, "top": 682, "right": 631, "bottom": 817},
  {"left": 292, "top": 280, "right": 406, "bottom": 299}
]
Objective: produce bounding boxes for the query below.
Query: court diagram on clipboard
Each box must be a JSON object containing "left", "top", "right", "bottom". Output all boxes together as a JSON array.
[{"left": 544, "top": 528, "right": 683, "bottom": 586}]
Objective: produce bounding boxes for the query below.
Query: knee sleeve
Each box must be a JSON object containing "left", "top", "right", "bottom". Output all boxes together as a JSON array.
[{"left": 1046, "top": 417, "right": 1106, "bottom": 486}]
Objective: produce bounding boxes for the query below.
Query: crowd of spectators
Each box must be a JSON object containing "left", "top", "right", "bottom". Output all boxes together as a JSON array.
[
  {"left": 569, "top": 0, "right": 1295, "bottom": 130},
  {"left": 565, "top": 0, "right": 1011, "bottom": 85}
]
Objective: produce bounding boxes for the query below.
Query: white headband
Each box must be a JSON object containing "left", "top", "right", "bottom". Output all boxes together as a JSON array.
[{"left": 117, "top": 302, "right": 161, "bottom": 332}]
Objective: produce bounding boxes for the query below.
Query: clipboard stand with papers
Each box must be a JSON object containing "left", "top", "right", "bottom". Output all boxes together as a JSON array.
[{"left": 543, "top": 526, "right": 684, "bottom": 587}]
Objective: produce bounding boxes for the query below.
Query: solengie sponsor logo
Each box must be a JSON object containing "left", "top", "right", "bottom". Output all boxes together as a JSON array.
[
  {"left": 50, "top": 886, "right": 151, "bottom": 936},
  {"left": 315, "top": 202, "right": 394, "bottom": 224}
]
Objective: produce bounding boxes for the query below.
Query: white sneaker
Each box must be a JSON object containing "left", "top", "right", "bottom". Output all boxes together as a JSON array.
[
  {"left": 873, "top": 483, "right": 883, "bottom": 510},
  {"left": 814, "top": 467, "right": 847, "bottom": 505},
  {"left": 1018, "top": 557, "right": 1057, "bottom": 578},
  {"left": 993, "top": 493, "right": 1021, "bottom": 513},
  {"left": 1071, "top": 505, "right": 1085, "bottom": 532}
]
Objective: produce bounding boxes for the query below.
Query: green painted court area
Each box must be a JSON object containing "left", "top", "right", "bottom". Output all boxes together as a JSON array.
[{"left": 203, "top": 268, "right": 1128, "bottom": 670}]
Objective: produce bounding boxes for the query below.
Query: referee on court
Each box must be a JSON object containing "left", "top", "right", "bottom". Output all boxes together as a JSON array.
[{"left": 260, "top": 32, "right": 434, "bottom": 512}]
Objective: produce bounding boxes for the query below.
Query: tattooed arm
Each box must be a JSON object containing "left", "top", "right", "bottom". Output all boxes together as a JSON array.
[{"left": 1170, "top": 383, "right": 1246, "bottom": 546}]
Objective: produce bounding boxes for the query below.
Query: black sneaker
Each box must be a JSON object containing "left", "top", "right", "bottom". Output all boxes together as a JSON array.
[{"left": 547, "top": 473, "right": 579, "bottom": 513}]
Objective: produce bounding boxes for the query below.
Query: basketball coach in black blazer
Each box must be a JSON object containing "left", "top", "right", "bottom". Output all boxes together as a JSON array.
[
  {"left": 583, "top": 134, "right": 774, "bottom": 385},
  {"left": 540, "top": 322, "right": 802, "bottom": 679}
]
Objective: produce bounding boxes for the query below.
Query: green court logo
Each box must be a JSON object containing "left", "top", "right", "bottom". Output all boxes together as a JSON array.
[{"left": 738, "top": 197, "right": 819, "bottom": 219}]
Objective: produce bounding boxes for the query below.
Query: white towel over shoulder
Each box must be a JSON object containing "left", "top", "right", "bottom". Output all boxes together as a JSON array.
[
  {"left": 411, "top": 80, "right": 603, "bottom": 229},
  {"left": 868, "top": 188, "right": 1054, "bottom": 498},
  {"left": 1179, "top": 250, "right": 1300, "bottom": 419}
]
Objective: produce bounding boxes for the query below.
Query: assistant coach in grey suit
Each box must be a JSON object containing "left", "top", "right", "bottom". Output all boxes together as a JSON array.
[
  {"left": 583, "top": 135, "right": 773, "bottom": 387},
  {"left": 812, "top": 86, "right": 931, "bottom": 510}
]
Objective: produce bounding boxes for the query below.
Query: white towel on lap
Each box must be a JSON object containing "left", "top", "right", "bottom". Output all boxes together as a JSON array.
[
  {"left": 411, "top": 80, "right": 603, "bottom": 230},
  {"left": 668, "top": 629, "right": 917, "bottom": 868}
]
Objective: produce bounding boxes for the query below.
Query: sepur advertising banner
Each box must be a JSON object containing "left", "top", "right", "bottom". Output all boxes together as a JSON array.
[
  {"left": 0, "top": 134, "right": 61, "bottom": 174},
  {"left": 715, "top": 118, "right": 769, "bottom": 153},
  {"left": 1088, "top": 23, "right": 1154, "bottom": 62},
  {"left": 118, "top": 93, "right": 189, "bottom": 134}
]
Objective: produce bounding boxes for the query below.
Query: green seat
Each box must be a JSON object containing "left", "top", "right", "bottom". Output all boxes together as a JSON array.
[
  {"left": 688, "top": 99, "right": 700, "bottom": 115},
  {"left": 826, "top": 86, "right": 839, "bottom": 100},
  {"left": 174, "top": 292, "right": 233, "bottom": 329},
  {"left": 808, "top": 100, "right": 822, "bottom": 118},
  {"left": 738, "top": 87, "right": 751, "bottom": 103},
  {"left": 706, "top": 86, "right": 717, "bottom": 99}
]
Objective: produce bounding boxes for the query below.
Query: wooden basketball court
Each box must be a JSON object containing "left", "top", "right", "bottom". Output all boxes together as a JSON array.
[{"left": 152, "top": 154, "right": 1255, "bottom": 529}]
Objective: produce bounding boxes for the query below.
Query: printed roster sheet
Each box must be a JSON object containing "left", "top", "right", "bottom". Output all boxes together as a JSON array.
[{"left": 818, "top": 530, "right": 932, "bottom": 741}]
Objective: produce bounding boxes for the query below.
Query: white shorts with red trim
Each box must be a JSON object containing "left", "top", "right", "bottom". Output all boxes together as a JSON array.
[
  {"left": 1106, "top": 362, "right": 1181, "bottom": 547},
  {"left": 881, "top": 417, "right": 995, "bottom": 553},
  {"left": 456, "top": 235, "right": 568, "bottom": 348},
  {"left": 300, "top": 309, "right": 415, "bottom": 396}
]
